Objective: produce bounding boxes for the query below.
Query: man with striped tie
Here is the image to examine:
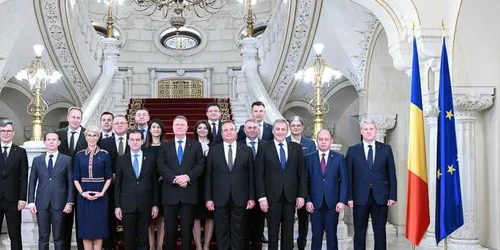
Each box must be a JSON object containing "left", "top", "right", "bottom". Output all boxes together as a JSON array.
[{"left": 238, "top": 118, "right": 265, "bottom": 250}]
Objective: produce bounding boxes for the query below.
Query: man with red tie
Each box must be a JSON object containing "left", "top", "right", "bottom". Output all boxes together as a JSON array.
[{"left": 305, "top": 129, "right": 348, "bottom": 250}]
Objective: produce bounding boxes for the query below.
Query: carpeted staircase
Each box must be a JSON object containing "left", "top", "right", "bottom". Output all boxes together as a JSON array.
[{"left": 127, "top": 98, "right": 233, "bottom": 140}]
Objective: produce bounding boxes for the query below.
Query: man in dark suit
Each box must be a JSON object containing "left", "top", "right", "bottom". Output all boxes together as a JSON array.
[
  {"left": 56, "top": 107, "right": 87, "bottom": 250},
  {"left": 28, "top": 132, "right": 75, "bottom": 250},
  {"left": 99, "top": 114, "right": 130, "bottom": 249},
  {"left": 256, "top": 119, "right": 307, "bottom": 250},
  {"left": 100, "top": 112, "right": 114, "bottom": 141},
  {"left": 115, "top": 129, "right": 159, "bottom": 250},
  {"left": 238, "top": 118, "right": 265, "bottom": 250},
  {"left": 205, "top": 121, "right": 255, "bottom": 250},
  {"left": 134, "top": 108, "right": 150, "bottom": 142},
  {"left": 237, "top": 101, "right": 273, "bottom": 142},
  {"left": 286, "top": 116, "right": 316, "bottom": 250},
  {"left": 0, "top": 119, "right": 28, "bottom": 250},
  {"left": 157, "top": 115, "right": 205, "bottom": 250},
  {"left": 305, "top": 129, "right": 348, "bottom": 250},
  {"left": 346, "top": 118, "right": 397, "bottom": 250},
  {"left": 206, "top": 102, "right": 223, "bottom": 144}
]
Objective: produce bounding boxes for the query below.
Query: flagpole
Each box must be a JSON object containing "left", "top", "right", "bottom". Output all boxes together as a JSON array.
[
  {"left": 412, "top": 244, "right": 416, "bottom": 250},
  {"left": 444, "top": 238, "right": 448, "bottom": 250},
  {"left": 441, "top": 20, "right": 445, "bottom": 37}
]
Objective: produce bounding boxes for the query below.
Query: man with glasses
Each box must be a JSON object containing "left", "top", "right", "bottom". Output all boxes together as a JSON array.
[
  {"left": 100, "top": 114, "right": 130, "bottom": 250},
  {"left": 0, "top": 119, "right": 29, "bottom": 250},
  {"left": 286, "top": 116, "right": 316, "bottom": 250},
  {"left": 56, "top": 107, "right": 87, "bottom": 250}
]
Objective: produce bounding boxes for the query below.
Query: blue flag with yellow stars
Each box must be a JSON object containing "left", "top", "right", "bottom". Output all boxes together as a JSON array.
[{"left": 435, "top": 37, "right": 464, "bottom": 243}]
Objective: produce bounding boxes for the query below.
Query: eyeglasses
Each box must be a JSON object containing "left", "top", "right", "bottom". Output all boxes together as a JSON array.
[{"left": 0, "top": 130, "right": 13, "bottom": 134}]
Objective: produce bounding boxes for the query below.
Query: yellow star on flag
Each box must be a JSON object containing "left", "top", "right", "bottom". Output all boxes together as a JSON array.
[
  {"left": 437, "top": 169, "right": 442, "bottom": 179},
  {"left": 447, "top": 165, "right": 456, "bottom": 175},
  {"left": 446, "top": 110, "right": 454, "bottom": 120}
]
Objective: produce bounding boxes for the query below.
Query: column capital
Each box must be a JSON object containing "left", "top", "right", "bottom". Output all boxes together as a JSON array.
[
  {"left": 452, "top": 86, "right": 494, "bottom": 113},
  {"left": 360, "top": 113, "right": 397, "bottom": 130}
]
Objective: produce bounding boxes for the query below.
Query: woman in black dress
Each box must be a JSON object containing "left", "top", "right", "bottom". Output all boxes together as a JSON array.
[
  {"left": 193, "top": 120, "right": 215, "bottom": 250},
  {"left": 144, "top": 119, "right": 166, "bottom": 250}
]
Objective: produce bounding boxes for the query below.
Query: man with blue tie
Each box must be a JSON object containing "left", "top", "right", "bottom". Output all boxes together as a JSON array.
[
  {"left": 346, "top": 118, "right": 397, "bottom": 250},
  {"left": 305, "top": 129, "right": 348, "bottom": 250},
  {"left": 28, "top": 132, "right": 74, "bottom": 250},
  {"left": 114, "top": 129, "right": 159, "bottom": 250},
  {"left": 256, "top": 119, "right": 307, "bottom": 250},
  {"left": 286, "top": 116, "right": 316, "bottom": 250},
  {"left": 157, "top": 115, "right": 205, "bottom": 250},
  {"left": 237, "top": 101, "right": 274, "bottom": 142}
]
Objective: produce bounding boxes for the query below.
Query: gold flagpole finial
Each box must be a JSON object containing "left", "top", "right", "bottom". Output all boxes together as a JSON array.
[
  {"left": 441, "top": 20, "right": 445, "bottom": 38},
  {"left": 412, "top": 22, "right": 415, "bottom": 35}
]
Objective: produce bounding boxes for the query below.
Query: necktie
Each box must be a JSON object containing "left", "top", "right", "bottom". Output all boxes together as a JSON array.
[
  {"left": 104, "top": 133, "right": 109, "bottom": 138},
  {"left": 279, "top": 143, "right": 286, "bottom": 171},
  {"left": 69, "top": 131, "right": 76, "bottom": 155},
  {"left": 177, "top": 141, "right": 183, "bottom": 165},
  {"left": 133, "top": 154, "right": 140, "bottom": 178},
  {"left": 2, "top": 146, "right": 8, "bottom": 163},
  {"left": 320, "top": 153, "right": 326, "bottom": 176},
  {"left": 227, "top": 145, "right": 233, "bottom": 171},
  {"left": 250, "top": 141, "right": 256, "bottom": 159},
  {"left": 141, "top": 129, "right": 146, "bottom": 141},
  {"left": 367, "top": 145, "right": 374, "bottom": 170},
  {"left": 48, "top": 154, "right": 54, "bottom": 176},
  {"left": 118, "top": 137, "right": 124, "bottom": 156},
  {"left": 212, "top": 122, "right": 217, "bottom": 136}
]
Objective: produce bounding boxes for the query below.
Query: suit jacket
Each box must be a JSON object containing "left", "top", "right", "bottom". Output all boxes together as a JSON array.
[
  {"left": 28, "top": 153, "right": 75, "bottom": 210},
  {"left": 255, "top": 141, "right": 307, "bottom": 203},
  {"left": 99, "top": 135, "right": 131, "bottom": 173},
  {"left": 209, "top": 121, "right": 223, "bottom": 144},
  {"left": 237, "top": 138, "right": 263, "bottom": 159},
  {"left": 115, "top": 152, "right": 159, "bottom": 213},
  {"left": 157, "top": 138, "right": 205, "bottom": 205},
  {"left": 306, "top": 151, "right": 348, "bottom": 210},
  {"left": 345, "top": 141, "right": 397, "bottom": 206},
  {"left": 237, "top": 122, "right": 274, "bottom": 142},
  {"left": 0, "top": 144, "right": 28, "bottom": 202},
  {"left": 204, "top": 142, "right": 255, "bottom": 207},
  {"left": 286, "top": 135, "right": 317, "bottom": 156},
  {"left": 56, "top": 126, "right": 87, "bottom": 157}
]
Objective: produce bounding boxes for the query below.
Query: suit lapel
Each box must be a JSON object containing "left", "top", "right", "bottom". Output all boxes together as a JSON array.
[
  {"left": 271, "top": 143, "right": 282, "bottom": 169},
  {"left": 37, "top": 153, "right": 49, "bottom": 177},
  {"left": 313, "top": 151, "right": 323, "bottom": 177},
  {"left": 51, "top": 154, "right": 66, "bottom": 176},
  {"left": 373, "top": 141, "right": 382, "bottom": 169},
  {"left": 5, "top": 144, "right": 18, "bottom": 166},
  {"left": 138, "top": 154, "right": 149, "bottom": 179},
  {"left": 325, "top": 151, "right": 336, "bottom": 176}
]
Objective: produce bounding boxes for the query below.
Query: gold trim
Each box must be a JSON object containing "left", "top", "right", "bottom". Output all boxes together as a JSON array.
[
  {"left": 128, "top": 98, "right": 144, "bottom": 129},
  {"left": 216, "top": 98, "right": 232, "bottom": 121},
  {"left": 157, "top": 78, "right": 203, "bottom": 98}
]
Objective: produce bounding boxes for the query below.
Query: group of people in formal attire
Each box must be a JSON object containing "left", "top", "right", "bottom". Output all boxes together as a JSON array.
[{"left": 0, "top": 100, "right": 397, "bottom": 250}]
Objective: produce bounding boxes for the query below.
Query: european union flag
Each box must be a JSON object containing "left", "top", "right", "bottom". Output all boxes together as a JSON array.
[{"left": 435, "top": 37, "right": 464, "bottom": 243}]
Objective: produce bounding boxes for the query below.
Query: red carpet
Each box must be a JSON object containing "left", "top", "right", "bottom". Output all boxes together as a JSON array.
[{"left": 127, "top": 98, "right": 232, "bottom": 140}]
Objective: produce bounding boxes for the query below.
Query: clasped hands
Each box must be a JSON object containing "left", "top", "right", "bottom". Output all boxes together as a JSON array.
[
  {"left": 81, "top": 191, "right": 104, "bottom": 201},
  {"left": 173, "top": 175, "right": 190, "bottom": 187},
  {"left": 205, "top": 200, "right": 255, "bottom": 211},
  {"left": 259, "top": 197, "right": 304, "bottom": 213}
]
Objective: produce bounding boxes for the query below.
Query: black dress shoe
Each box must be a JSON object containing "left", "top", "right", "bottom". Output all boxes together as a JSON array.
[
  {"left": 260, "top": 235, "right": 268, "bottom": 243},
  {"left": 298, "top": 247, "right": 305, "bottom": 250}
]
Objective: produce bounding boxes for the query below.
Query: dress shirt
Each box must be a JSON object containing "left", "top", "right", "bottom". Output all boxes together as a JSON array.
[
  {"left": 245, "top": 138, "right": 258, "bottom": 152},
  {"left": 223, "top": 141, "right": 237, "bottom": 165},
  {"left": 318, "top": 150, "right": 330, "bottom": 165},
  {"left": 67, "top": 126, "right": 82, "bottom": 148},
  {"left": 131, "top": 150, "right": 143, "bottom": 174},
  {"left": 115, "top": 134, "right": 127, "bottom": 152},
  {"left": 1, "top": 142, "right": 12, "bottom": 157},
  {"left": 175, "top": 136, "right": 187, "bottom": 157},
  {"left": 45, "top": 151, "right": 59, "bottom": 167},
  {"left": 363, "top": 141, "right": 376, "bottom": 162},
  {"left": 290, "top": 135, "right": 301, "bottom": 144},
  {"left": 102, "top": 132, "right": 113, "bottom": 138},
  {"left": 258, "top": 121, "right": 264, "bottom": 139},
  {"left": 273, "top": 140, "right": 288, "bottom": 162},
  {"left": 209, "top": 120, "right": 220, "bottom": 135},
  {"left": 138, "top": 126, "right": 148, "bottom": 140}
]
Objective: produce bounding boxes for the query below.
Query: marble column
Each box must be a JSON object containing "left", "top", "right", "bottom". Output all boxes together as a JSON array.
[{"left": 420, "top": 86, "right": 494, "bottom": 250}]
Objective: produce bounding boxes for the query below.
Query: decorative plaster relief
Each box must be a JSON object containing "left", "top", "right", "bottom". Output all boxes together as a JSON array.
[
  {"left": 37, "top": 0, "right": 94, "bottom": 105},
  {"left": 269, "top": 0, "right": 318, "bottom": 106}
]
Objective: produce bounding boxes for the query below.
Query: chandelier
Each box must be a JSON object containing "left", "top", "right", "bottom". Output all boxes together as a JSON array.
[{"left": 133, "top": 0, "right": 228, "bottom": 29}]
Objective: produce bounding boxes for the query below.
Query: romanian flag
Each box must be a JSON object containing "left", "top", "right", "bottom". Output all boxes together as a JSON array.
[
  {"left": 435, "top": 37, "right": 464, "bottom": 243},
  {"left": 405, "top": 37, "right": 430, "bottom": 246}
]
